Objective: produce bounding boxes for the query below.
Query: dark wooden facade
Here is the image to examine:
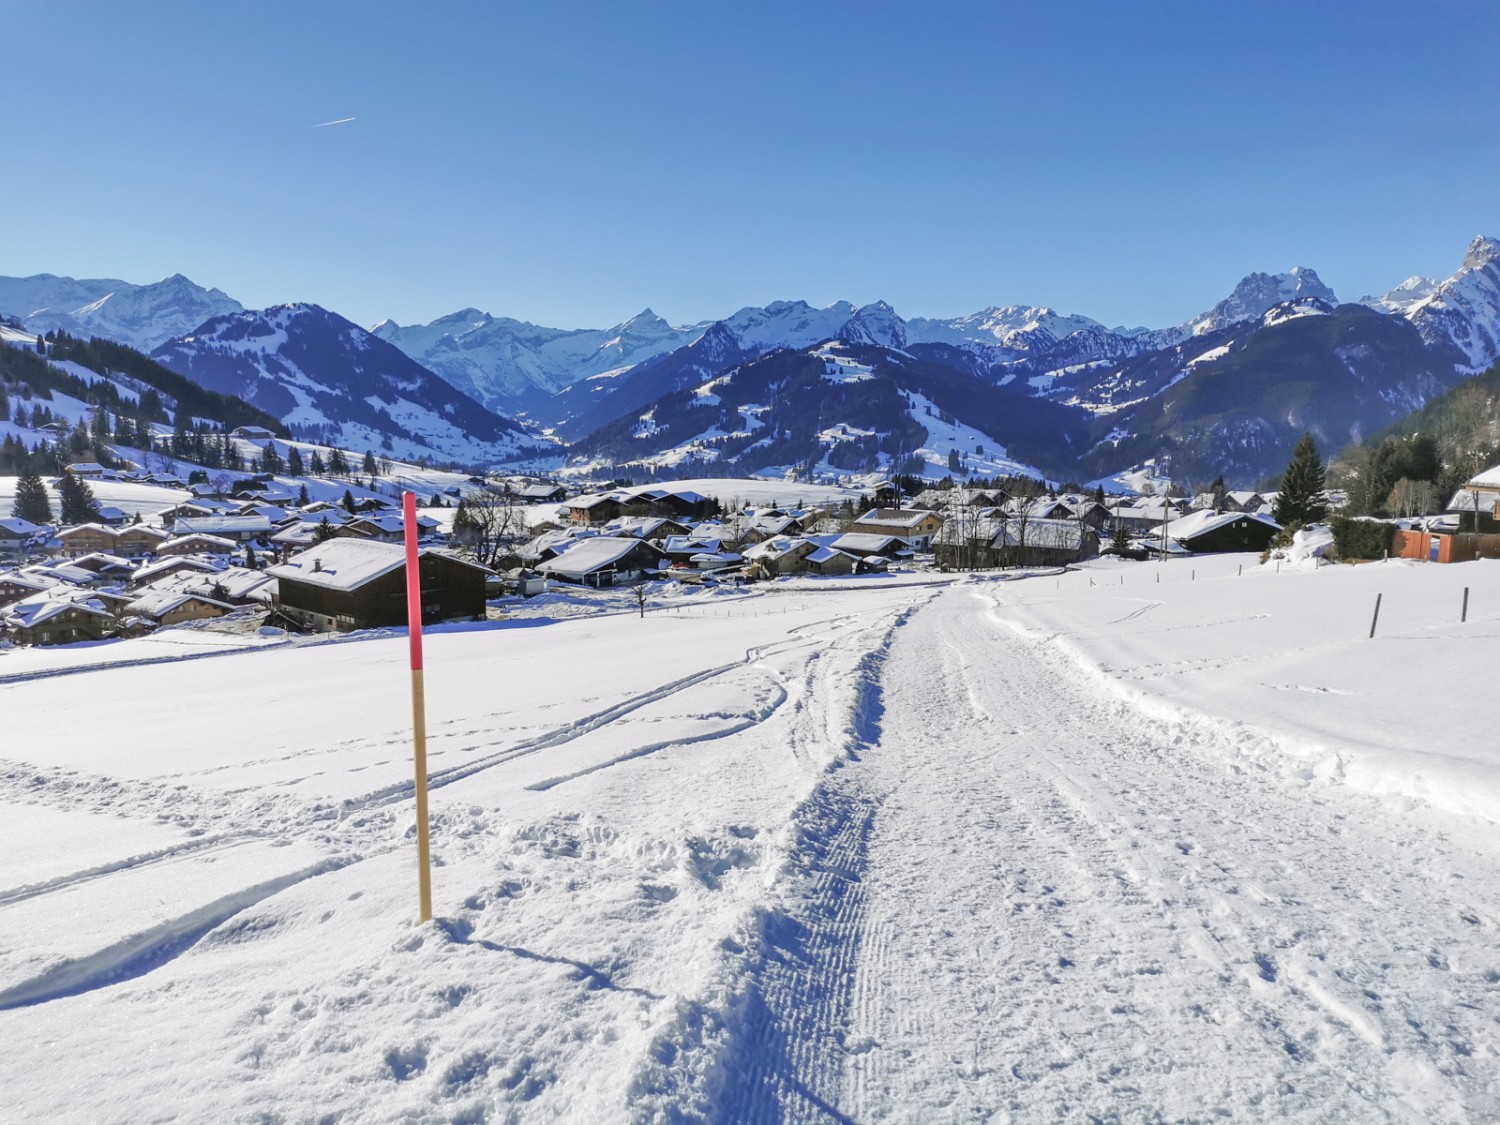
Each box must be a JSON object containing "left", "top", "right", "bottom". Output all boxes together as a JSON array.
[
  {"left": 1177, "top": 516, "right": 1279, "bottom": 554},
  {"left": 274, "top": 553, "right": 488, "bottom": 632}
]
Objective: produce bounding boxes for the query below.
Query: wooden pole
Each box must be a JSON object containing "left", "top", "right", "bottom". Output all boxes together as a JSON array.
[
  {"left": 403, "top": 491, "right": 434, "bottom": 924},
  {"left": 1368, "top": 592, "right": 1382, "bottom": 639},
  {"left": 1462, "top": 586, "right": 1469, "bottom": 624}
]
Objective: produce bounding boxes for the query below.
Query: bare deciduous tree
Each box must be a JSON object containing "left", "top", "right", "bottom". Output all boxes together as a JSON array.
[
  {"left": 452, "top": 489, "right": 526, "bottom": 569},
  {"left": 1386, "top": 477, "right": 1438, "bottom": 518}
]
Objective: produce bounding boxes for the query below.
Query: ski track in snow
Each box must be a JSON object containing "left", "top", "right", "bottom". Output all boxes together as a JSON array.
[
  {"left": 2, "top": 578, "right": 1497, "bottom": 1119},
  {"left": 699, "top": 584, "right": 1499, "bottom": 1122}
]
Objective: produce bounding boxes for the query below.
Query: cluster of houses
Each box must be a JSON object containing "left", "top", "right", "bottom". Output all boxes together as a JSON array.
[
  {"left": 521, "top": 491, "right": 950, "bottom": 586},
  {"left": 0, "top": 473, "right": 1292, "bottom": 646},
  {"left": 15, "top": 454, "right": 1500, "bottom": 648},
  {"left": 0, "top": 478, "right": 455, "bottom": 645}
]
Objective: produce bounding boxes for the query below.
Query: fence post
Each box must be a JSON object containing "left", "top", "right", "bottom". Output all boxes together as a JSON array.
[
  {"left": 1462, "top": 586, "right": 1469, "bottom": 624},
  {"left": 1369, "top": 592, "right": 1382, "bottom": 639}
]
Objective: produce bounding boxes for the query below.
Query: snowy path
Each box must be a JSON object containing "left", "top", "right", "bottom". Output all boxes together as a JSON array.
[
  {"left": 728, "top": 584, "right": 1499, "bottom": 1121},
  {"left": 2, "top": 575, "right": 1497, "bottom": 1121}
]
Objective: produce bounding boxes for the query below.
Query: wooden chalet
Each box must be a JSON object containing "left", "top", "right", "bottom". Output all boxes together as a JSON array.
[
  {"left": 535, "top": 537, "right": 665, "bottom": 587},
  {"left": 846, "top": 508, "right": 944, "bottom": 549},
  {"left": 267, "top": 539, "right": 489, "bottom": 632}
]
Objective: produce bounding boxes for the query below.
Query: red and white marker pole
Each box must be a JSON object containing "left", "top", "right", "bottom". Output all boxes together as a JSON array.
[{"left": 403, "top": 491, "right": 434, "bottom": 923}]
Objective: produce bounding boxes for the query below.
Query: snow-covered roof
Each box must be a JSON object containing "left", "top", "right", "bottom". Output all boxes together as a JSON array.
[
  {"left": 1446, "top": 488, "right": 1486, "bottom": 512},
  {"left": 993, "top": 518, "right": 1090, "bottom": 550},
  {"left": 663, "top": 535, "right": 722, "bottom": 554},
  {"left": 536, "top": 537, "right": 656, "bottom": 579},
  {"left": 116, "top": 524, "right": 170, "bottom": 540},
  {"left": 604, "top": 516, "right": 681, "bottom": 538},
  {"left": 0, "top": 573, "right": 51, "bottom": 593},
  {"left": 807, "top": 546, "right": 858, "bottom": 564},
  {"left": 125, "top": 590, "right": 236, "bottom": 619},
  {"left": 0, "top": 518, "right": 43, "bottom": 537},
  {"left": 170, "top": 515, "right": 274, "bottom": 536},
  {"left": 831, "top": 532, "right": 908, "bottom": 554},
  {"left": 348, "top": 512, "right": 439, "bottom": 534},
  {"left": 132, "top": 556, "right": 222, "bottom": 584},
  {"left": 268, "top": 538, "right": 485, "bottom": 592},
  {"left": 515, "top": 482, "right": 565, "bottom": 498},
  {"left": 160, "top": 533, "right": 238, "bottom": 552},
  {"left": 284, "top": 507, "right": 353, "bottom": 525},
  {"left": 743, "top": 536, "right": 813, "bottom": 562},
  {"left": 1467, "top": 464, "right": 1500, "bottom": 489},
  {"left": 19, "top": 562, "right": 100, "bottom": 586},
  {"left": 268, "top": 539, "right": 405, "bottom": 591},
  {"left": 1161, "top": 509, "right": 1281, "bottom": 541},
  {"left": 853, "top": 508, "right": 940, "bottom": 530},
  {"left": 2, "top": 590, "right": 114, "bottom": 627}
]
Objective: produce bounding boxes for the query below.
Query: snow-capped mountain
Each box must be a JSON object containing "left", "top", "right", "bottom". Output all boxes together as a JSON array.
[
  {"left": 715, "top": 299, "right": 858, "bottom": 351},
  {"left": 1363, "top": 275, "right": 1440, "bottom": 314},
  {"left": 1182, "top": 267, "right": 1336, "bottom": 337},
  {"left": 371, "top": 307, "right": 704, "bottom": 414},
  {"left": 0, "top": 272, "right": 243, "bottom": 352},
  {"left": 151, "top": 304, "right": 536, "bottom": 467},
  {"left": 1392, "top": 236, "right": 1500, "bottom": 372},
  {"left": 837, "top": 301, "right": 909, "bottom": 350},
  {"left": 906, "top": 305, "right": 1111, "bottom": 352},
  {"left": 570, "top": 339, "right": 1085, "bottom": 482},
  {"left": 546, "top": 301, "right": 899, "bottom": 438}
]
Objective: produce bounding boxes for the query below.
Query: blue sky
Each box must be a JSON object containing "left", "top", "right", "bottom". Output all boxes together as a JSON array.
[{"left": 4, "top": 2, "right": 1497, "bottom": 331}]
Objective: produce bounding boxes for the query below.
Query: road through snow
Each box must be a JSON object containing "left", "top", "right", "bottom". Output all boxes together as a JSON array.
[{"left": 729, "top": 582, "right": 1498, "bottom": 1121}]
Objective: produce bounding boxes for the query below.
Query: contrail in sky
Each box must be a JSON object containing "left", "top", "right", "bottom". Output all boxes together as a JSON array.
[{"left": 313, "top": 116, "right": 356, "bottom": 128}]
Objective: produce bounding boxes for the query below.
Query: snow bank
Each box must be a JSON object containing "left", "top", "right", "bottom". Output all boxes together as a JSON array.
[{"left": 989, "top": 553, "right": 1500, "bottom": 824}]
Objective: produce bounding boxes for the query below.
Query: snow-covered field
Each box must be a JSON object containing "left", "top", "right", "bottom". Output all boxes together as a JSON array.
[{"left": 2, "top": 555, "right": 1497, "bottom": 1120}]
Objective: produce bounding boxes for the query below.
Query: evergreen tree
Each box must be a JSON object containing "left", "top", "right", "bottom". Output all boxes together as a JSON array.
[
  {"left": 1273, "top": 432, "right": 1328, "bottom": 527},
  {"left": 312, "top": 517, "right": 339, "bottom": 543},
  {"left": 341, "top": 489, "right": 357, "bottom": 514},
  {"left": 287, "top": 446, "right": 304, "bottom": 476},
  {"left": 297, "top": 484, "right": 311, "bottom": 507},
  {"left": 362, "top": 450, "right": 378, "bottom": 476},
  {"left": 309, "top": 449, "right": 326, "bottom": 475},
  {"left": 1108, "top": 519, "right": 1132, "bottom": 556},
  {"left": 261, "top": 444, "right": 284, "bottom": 474},
  {"left": 244, "top": 544, "right": 258, "bottom": 570},
  {"left": 12, "top": 470, "right": 52, "bottom": 523},
  {"left": 1210, "top": 475, "right": 1227, "bottom": 512},
  {"left": 57, "top": 470, "right": 101, "bottom": 525},
  {"left": 451, "top": 497, "right": 478, "bottom": 540},
  {"left": 328, "top": 447, "right": 350, "bottom": 476}
]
